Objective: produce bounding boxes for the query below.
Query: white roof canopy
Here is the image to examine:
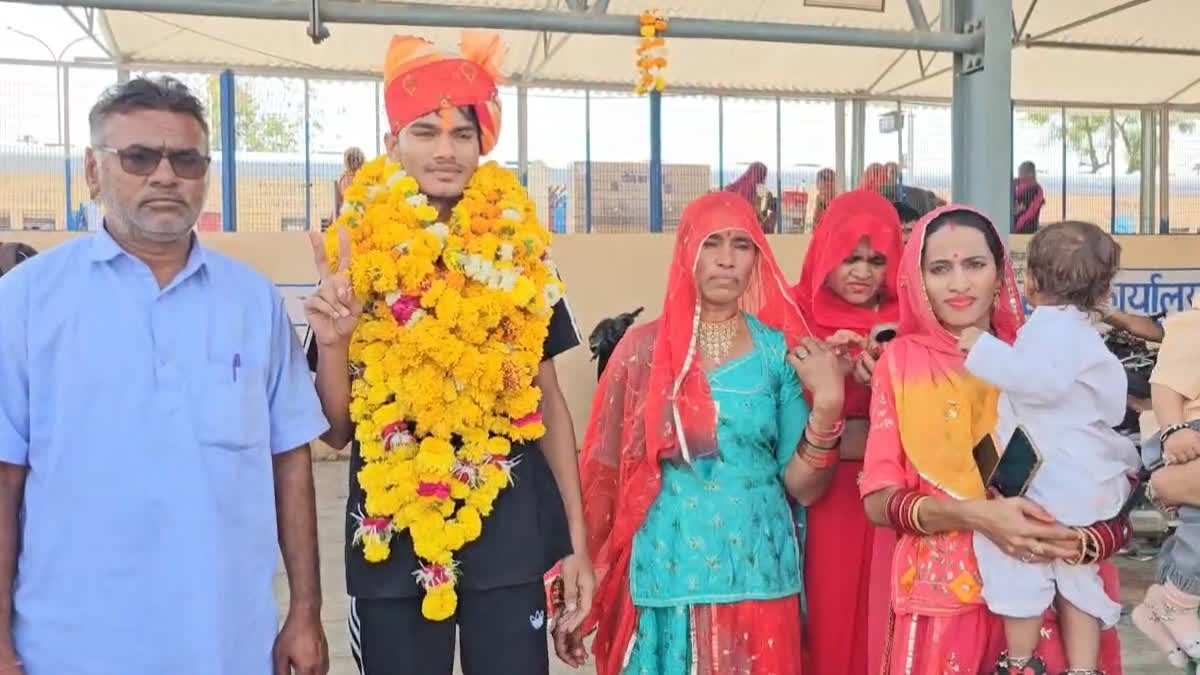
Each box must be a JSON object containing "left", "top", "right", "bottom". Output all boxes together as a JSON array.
[{"left": 91, "top": 0, "right": 1200, "bottom": 105}]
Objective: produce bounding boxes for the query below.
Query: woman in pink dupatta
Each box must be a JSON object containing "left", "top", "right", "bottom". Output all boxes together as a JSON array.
[{"left": 859, "top": 205, "right": 1129, "bottom": 675}]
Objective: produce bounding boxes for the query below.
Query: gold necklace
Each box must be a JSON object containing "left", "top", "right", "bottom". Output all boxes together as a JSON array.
[{"left": 697, "top": 316, "right": 739, "bottom": 363}]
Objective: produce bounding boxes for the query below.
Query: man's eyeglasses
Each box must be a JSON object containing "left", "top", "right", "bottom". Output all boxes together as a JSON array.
[{"left": 95, "top": 145, "right": 211, "bottom": 180}]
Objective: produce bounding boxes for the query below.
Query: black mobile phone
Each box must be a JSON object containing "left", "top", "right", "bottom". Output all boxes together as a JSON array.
[
  {"left": 870, "top": 323, "right": 899, "bottom": 345},
  {"left": 973, "top": 433, "right": 1001, "bottom": 488},
  {"left": 988, "top": 426, "right": 1043, "bottom": 498}
]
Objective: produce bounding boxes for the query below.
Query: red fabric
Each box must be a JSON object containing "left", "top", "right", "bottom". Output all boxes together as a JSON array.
[
  {"left": 792, "top": 189, "right": 901, "bottom": 675},
  {"left": 877, "top": 563, "right": 1123, "bottom": 674},
  {"left": 726, "top": 162, "right": 768, "bottom": 206},
  {"left": 382, "top": 33, "right": 504, "bottom": 155},
  {"left": 791, "top": 188, "right": 902, "bottom": 417},
  {"left": 1013, "top": 178, "right": 1045, "bottom": 234},
  {"left": 692, "top": 597, "right": 805, "bottom": 674},
  {"left": 576, "top": 191, "right": 810, "bottom": 675},
  {"left": 803, "top": 462, "right": 873, "bottom": 675}
]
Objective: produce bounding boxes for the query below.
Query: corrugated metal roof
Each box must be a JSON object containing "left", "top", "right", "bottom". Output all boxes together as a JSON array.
[{"left": 97, "top": 0, "right": 1200, "bottom": 104}]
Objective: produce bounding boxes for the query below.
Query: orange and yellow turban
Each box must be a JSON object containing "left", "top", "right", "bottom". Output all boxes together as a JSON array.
[{"left": 383, "top": 31, "right": 505, "bottom": 156}]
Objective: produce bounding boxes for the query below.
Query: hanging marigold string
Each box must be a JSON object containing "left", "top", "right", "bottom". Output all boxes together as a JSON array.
[{"left": 635, "top": 10, "right": 668, "bottom": 95}]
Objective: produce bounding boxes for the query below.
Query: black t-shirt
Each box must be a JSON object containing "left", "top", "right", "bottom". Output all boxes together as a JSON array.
[{"left": 307, "top": 297, "right": 581, "bottom": 599}]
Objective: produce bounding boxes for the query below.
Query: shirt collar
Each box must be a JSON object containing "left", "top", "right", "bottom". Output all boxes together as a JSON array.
[{"left": 88, "top": 221, "right": 208, "bottom": 280}]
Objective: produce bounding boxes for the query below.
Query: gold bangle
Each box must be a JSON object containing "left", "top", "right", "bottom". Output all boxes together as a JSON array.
[
  {"left": 1087, "top": 528, "right": 1104, "bottom": 564},
  {"left": 910, "top": 496, "right": 930, "bottom": 535},
  {"left": 1065, "top": 528, "right": 1087, "bottom": 566},
  {"left": 1077, "top": 528, "right": 1100, "bottom": 566}
]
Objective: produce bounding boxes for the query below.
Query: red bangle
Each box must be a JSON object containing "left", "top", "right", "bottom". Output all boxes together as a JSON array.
[
  {"left": 801, "top": 446, "right": 840, "bottom": 468},
  {"left": 885, "top": 489, "right": 927, "bottom": 535},
  {"left": 807, "top": 417, "right": 845, "bottom": 438}
]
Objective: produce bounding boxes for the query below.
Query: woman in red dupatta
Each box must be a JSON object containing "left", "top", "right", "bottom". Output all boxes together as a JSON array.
[
  {"left": 565, "top": 192, "right": 848, "bottom": 675},
  {"left": 791, "top": 189, "right": 903, "bottom": 675},
  {"left": 858, "top": 205, "right": 1129, "bottom": 675}
]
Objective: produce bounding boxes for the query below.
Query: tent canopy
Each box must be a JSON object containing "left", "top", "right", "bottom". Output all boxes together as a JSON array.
[{"left": 95, "top": 0, "right": 1200, "bottom": 105}]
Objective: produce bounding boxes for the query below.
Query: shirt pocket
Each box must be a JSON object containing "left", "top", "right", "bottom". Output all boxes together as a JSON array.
[{"left": 190, "top": 362, "right": 271, "bottom": 451}]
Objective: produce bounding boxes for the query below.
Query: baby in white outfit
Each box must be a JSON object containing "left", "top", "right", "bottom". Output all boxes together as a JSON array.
[{"left": 960, "top": 221, "right": 1140, "bottom": 675}]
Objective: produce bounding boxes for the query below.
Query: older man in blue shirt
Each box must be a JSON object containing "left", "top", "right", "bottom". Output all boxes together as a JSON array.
[{"left": 0, "top": 77, "right": 330, "bottom": 674}]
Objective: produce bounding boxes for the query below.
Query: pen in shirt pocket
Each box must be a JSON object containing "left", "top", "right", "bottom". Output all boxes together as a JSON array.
[{"left": 232, "top": 353, "right": 241, "bottom": 382}]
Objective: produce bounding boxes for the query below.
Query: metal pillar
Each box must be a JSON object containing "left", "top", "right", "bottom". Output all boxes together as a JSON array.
[
  {"left": 717, "top": 96, "right": 725, "bottom": 189},
  {"left": 516, "top": 85, "right": 528, "bottom": 186},
  {"left": 1108, "top": 109, "right": 1116, "bottom": 233},
  {"left": 1060, "top": 106, "right": 1067, "bottom": 221},
  {"left": 1159, "top": 105, "right": 1171, "bottom": 233},
  {"left": 62, "top": 65, "right": 73, "bottom": 230},
  {"left": 850, "top": 100, "right": 866, "bottom": 188},
  {"left": 22, "top": 0, "right": 983, "bottom": 53},
  {"left": 1139, "top": 109, "right": 1156, "bottom": 234},
  {"left": 649, "top": 90, "right": 663, "bottom": 233},
  {"left": 218, "top": 69, "right": 237, "bottom": 232},
  {"left": 303, "top": 78, "right": 312, "bottom": 230},
  {"left": 834, "top": 99, "right": 846, "bottom": 193},
  {"left": 775, "top": 97, "right": 783, "bottom": 222},
  {"left": 584, "top": 89, "right": 592, "bottom": 234},
  {"left": 373, "top": 81, "right": 381, "bottom": 156},
  {"left": 950, "top": 0, "right": 1012, "bottom": 235}
]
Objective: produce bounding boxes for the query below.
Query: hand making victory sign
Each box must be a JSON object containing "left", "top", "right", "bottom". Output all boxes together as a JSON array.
[{"left": 303, "top": 227, "right": 363, "bottom": 347}]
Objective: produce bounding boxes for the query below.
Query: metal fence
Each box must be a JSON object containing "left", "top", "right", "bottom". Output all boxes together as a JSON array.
[{"left": 3, "top": 59, "right": 1200, "bottom": 234}]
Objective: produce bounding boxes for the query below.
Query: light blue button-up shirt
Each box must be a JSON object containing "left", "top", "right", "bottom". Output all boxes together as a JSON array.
[{"left": 0, "top": 228, "right": 329, "bottom": 675}]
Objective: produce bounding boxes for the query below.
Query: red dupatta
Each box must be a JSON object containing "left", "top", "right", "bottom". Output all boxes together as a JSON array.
[
  {"left": 792, "top": 189, "right": 902, "bottom": 417},
  {"left": 577, "top": 192, "right": 809, "bottom": 675}
]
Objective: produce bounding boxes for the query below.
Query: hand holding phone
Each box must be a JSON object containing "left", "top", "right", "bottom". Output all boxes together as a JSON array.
[{"left": 974, "top": 427, "right": 1043, "bottom": 498}]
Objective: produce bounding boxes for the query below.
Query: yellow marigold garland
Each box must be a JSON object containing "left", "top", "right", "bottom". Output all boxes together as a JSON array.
[
  {"left": 326, "top": 156, "right": 564, "bottom": 621},
  {"left": 635, "top": 10, "right": 668, "bottom": 95}
]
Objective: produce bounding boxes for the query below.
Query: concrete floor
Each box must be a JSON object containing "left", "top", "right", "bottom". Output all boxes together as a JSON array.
[{"left": 274, "top": 461, "right": 1174, "bottom": 675}]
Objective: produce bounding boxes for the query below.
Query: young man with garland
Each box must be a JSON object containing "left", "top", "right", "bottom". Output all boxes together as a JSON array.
[{"left": 303, "top": 33, "right": 594, "bottom": 675}]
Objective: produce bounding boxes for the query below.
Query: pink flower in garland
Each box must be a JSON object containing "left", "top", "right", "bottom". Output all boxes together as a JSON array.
[
  {"left": 417, "top": 481, "right": 451, "bottom": 500},
  {"left": 390, "top": 294, "right": 421, "bottom": 324},
  {"left": 361, "top": 516, "right": 391, "bottom": 533},
  {"left": 512, "top": 411, "right": 543, "bottom": 428}
]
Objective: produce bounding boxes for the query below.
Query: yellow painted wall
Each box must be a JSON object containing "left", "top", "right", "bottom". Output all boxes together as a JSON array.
[{"left": 5, "top": 230, "right": 1200, "bottom": 447}]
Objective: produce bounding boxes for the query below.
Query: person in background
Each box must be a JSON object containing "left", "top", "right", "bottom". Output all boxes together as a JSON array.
[
  {"left": 1132, "top": 292, "right": 1200, "bottom": 669},
  {"left": 1014, "top": 161, "right": 1045, "bottom": 234},
  {"left": 1099, "top": 305, "right": 1165, "bottom": 343},
  {"left": 0, "top": 243, "right": 36, "bottom": 278},
  {"left": 812, "top": 167, "right": 837, "bottom": 227},
  {"left": 883, "top": 161, "right": 902, "bottom": 201},
  {"left": 893, "top": 200, "right": 921, "bottom": 243},
  {"left": 791, "top": 189, "right": 903, "bottom": 675},
  {"left": 333, "top": 146, "right": 366, "bottom": 220},
  {"left": 0, "top": 76, "right": 329, "bottom": 675},
  {"left": 860, "top": 163, "right": 888, "bottom": 195},
  {"left": 726, "top": 162, "right": 777, "bottom": 233}
]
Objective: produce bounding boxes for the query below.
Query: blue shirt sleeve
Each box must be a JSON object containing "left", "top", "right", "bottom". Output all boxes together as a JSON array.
[
  {"left": 0, "top": 270, "right": 29, "bottom": 466},
  {"left": 266, "top": 293, "right": 329, "bottom": 455}
]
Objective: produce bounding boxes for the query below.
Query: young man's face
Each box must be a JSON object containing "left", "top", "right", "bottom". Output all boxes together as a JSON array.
[{"left": 390, "top": 107, "right": 480, "bottom": 200}]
